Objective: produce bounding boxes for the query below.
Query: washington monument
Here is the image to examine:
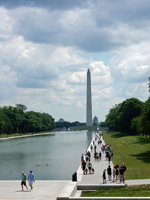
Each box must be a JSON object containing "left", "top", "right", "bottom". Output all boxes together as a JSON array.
[{"left": 86, "top": 69, "right": 92, "bottom": 126}]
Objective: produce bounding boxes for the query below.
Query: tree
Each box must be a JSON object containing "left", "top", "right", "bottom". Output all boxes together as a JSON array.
[
  {"left": 148, "top": 77, "right": 150, "bottom": 92},
  {"left": 15, "top": 104, "right": 27, "bottom": 112},
  {"left": 140, "top": 97, "right": 150, "bottom": 136},
  {"left": 105, "top": 98, "right": 144, "bottom": 133},
  {"left": 0, "top": 105, "right": 55, "bottom": 134},
  {"left": 116, "top": 98, "right": 144, "bottom": 133},
  {"left": 0, "top": 109, "right": 12, "bottom": 134},
  {"left": 105, "top": 104, "right": 121, "bottom": 130},
  {"left": 130, "top": 116, "right": 141, "bottom": 134}
]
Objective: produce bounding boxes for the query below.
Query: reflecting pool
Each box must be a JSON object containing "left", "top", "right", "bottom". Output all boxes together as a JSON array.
[{"left": 0, "top": 130, "right": 94, "bottom": 180}]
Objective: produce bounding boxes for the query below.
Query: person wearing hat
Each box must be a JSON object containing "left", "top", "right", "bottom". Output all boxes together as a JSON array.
[{"left": 21, "top": 171, "right": 28, "bottom": 191}]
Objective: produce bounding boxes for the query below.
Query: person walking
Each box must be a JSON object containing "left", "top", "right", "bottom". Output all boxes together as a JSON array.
[
  {"left": 99, "top": 151, "right": 102, "bottom": 161},
  {"left": 28, "top": 170, "right": 35, "bottom": 191},
  {"left": 107, "top": 165, "right": 112, "bottom": 181},
  {"left": 21, "top": 171, "right": 28, "bottom": 191},
  {"left": 81, "top": 159, "right": 86, "bottom": 175},
  {"left": 88, "top": 159, "right": 92, "bottom": 174},
  {"left": 94, "top": 144, "right": 97, "bottom": 152},
  {"left": 90, "top": 144, "right": 93, "bottom": 151},
  {"left": 81, "top": 154, "right": 84, "bottom": 163}
]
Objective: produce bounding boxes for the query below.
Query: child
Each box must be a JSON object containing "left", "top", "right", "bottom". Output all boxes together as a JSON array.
[{"left": 102, "top": 169, "right": 106, "bottom": 184}]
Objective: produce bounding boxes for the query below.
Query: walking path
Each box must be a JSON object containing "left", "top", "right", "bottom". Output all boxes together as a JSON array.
[
  {"left": 0, "top": 180, "right": 71, "bottom": 200},
  {"left": 77, "top": 131, "right": 150, "bottom": 188},
  {"left": 78, "top": 132, "right": 116, "bottom": 185}
]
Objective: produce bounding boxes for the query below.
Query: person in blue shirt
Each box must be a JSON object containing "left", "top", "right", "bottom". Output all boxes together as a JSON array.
[{"left": 28, "top": 170, "right": 35, "bottom": 191}]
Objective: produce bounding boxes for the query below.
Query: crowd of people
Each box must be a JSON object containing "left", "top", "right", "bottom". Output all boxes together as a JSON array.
[
  {"left": 102, "top": 163, "right": 127, "bottom": 184},
  {"left": 81, "top": 131, "right": 127, "bottom": 184}
]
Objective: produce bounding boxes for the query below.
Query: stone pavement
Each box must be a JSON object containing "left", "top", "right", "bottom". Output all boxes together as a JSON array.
[
  {"left": 0, "top": 180, "right": 70, "bottom": 200},
  {"left": 77, "top": 132, "right": 121, "bottom": 185}
]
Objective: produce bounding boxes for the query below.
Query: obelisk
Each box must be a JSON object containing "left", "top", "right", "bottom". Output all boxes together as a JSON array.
[{"left": 86, "top": 69, "right": 92, "bottom": 126}]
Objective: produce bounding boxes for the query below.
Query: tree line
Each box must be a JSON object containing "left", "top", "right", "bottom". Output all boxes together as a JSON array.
[
  {"left": 55, "top": 121, "right": 86, "bottom": 128},
  {"left": 0, "top": 104, "right": 55, "bottom": 134},
  {"left": 105, "top": 97, "right": 150, "bottom": 135}
]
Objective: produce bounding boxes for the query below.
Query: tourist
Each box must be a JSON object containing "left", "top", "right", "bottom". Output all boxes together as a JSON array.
[
  {"left": 113, "top": 166, "right": 116, "bottom": 182},
  {"left": 107, "top": 165, "right": 112, "bottom": 181},
  {"left": 96, "top": 152, "right": 99, "bottom": 163},
  {"left": 81, "top": 154, "right": 84, "bottom": 163},
  {"left": 99, "top": 151, "right": 102, "bottom": 161},
  {"left": 90, "top": 144, "right": 93, "bottom": 151},
  {"left": 105, "top": 150, "right": 109, "bottom": 160},
  {"left": 94, "top": 151, "right": 97, "bottom": 161},
  {"left": 101, "top": 145, "right": 104, "bottom": 153},
  {"left": 87, "top": 151, "right": 91, "bottom": 158},
  {"left": 28, "top": 170, "right": 35, "bottom": 191},
  {"left": 88, "top": 159, "right": 92, "bottom": 174},
  {"left": 85, "top": 154, "right": 89, "bottom": 163},
  {"left": 21, "top": 171, "right": 28, "bottom": 191},
  {"left": 119, "top": 166, "right": 124, "bottom": 183},
  {"left": 122, "top": 163, "right": 127, "bottom": 180},
  {"left": 102, "top": 169, "right": 106, "bottom": 184},
  {"left": 115, "top": 164, "right": 119, "bottom": 181},
  {"left": 110, "top": 145, "right": 112, "bottom": 151},
  {"left": 94, "top": 144, "right": 97, "bottom": 152},
  {"left": 111, "top": 151, "right": 114, "bottom": 160},
  {"left": 81, "top": 159, "right": 86, "bottom": 175},
  {"left": 108, "top": 152, "right": 111, "bottom": 163}
]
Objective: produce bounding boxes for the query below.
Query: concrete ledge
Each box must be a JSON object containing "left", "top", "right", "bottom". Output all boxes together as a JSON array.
[
  {"left": 57, "top": 181, "right": 77, "bottom": 200},
  {"left": 70, "top": 198, "right": 150, "bottom": 200},
  {"left": 77, "top": 184, "right": 125, "bottom": 190}
]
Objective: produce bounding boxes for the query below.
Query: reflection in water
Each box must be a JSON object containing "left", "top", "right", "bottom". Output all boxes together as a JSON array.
[
  {"left": 0, "top": 131, "right": 94, "bottom": 180},
  {"left": 86, "top": 130, "right": 94, "bottom": 144}
]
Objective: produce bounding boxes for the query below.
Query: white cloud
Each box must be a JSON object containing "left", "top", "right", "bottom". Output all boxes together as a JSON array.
[{"left": 0, "top": 2, "right": 150, "bottom": 123}]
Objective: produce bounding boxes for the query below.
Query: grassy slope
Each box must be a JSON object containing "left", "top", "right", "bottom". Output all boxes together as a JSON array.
[{"left": 102, "top": 131, "right": 150, "bottom": 180}]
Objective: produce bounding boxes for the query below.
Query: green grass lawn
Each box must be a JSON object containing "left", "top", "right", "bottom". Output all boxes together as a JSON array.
[
  {"left": 81, "top": 185, "right": 150, "bottom": 197},
  {"left": 102, "top": 131, "right": 150, "bottom": 180}
]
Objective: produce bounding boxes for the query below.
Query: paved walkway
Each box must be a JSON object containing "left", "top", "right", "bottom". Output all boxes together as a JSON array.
[
  {"left": 0, "top": 180, "right": 70, "bottom": 200},
  {"left": 77, "top": 132, "right": 150, "bottom": 186},
  {"left": 77, "top": 132, "right": 120, "bottom": 185}
]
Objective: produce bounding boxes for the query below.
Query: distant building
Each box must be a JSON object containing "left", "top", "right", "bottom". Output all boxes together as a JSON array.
[
  {"left": 93, "top": 116, "right": 98, "bottom": 125},
  {"left": 58, "top": 118, "right": 65, "bottom": 122}
]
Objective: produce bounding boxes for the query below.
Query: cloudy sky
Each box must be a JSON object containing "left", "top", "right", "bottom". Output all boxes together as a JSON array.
[{"left": 0, "top": 0, "right": 150, "bottom": 123}]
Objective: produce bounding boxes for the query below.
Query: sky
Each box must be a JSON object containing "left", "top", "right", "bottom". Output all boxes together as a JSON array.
[{"left": 0, "top": 0, "right": 150, "bottom": 123}]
